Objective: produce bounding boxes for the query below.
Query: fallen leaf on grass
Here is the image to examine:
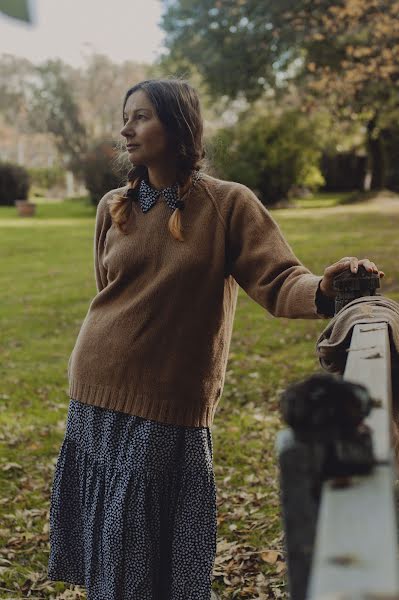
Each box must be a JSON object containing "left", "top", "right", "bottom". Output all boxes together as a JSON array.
[
  {"left": 275, "top": 561, "right": 287, "bottom": 574},
  {"left": 260, "top": 550, "right": 279, "bottom": 564},
  {"left": 1, "top": 462, "right": 23, "bottom": 472}
]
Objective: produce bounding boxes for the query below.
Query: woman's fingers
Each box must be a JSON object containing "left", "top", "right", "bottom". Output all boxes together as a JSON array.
[
  {"left": 350, "top": 257, "right": 358, "bottom": 272},
  {"left": 321, "top": 257, "right": 385, "bottom": 298},
  {"left": 331, "top": 257, "right": 384, "bottom": 277},
  {"left": 356, "top": 258, "right": 385, "bottom": 278},
  {"left": 323, "top": 259, "right": 385, "bottom": 291},
  {"left": 324, "top": 258, "right": 351, "bottom": 275}
]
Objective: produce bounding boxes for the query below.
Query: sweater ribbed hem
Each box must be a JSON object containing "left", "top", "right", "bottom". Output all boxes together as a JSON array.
[{"left": 68, "top": 378, "right": 218, "bottom": 429}]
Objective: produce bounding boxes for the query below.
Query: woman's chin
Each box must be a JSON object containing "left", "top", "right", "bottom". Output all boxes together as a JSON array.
[{"left": 127, "top": 154, "right": 145, "bottom": 167}]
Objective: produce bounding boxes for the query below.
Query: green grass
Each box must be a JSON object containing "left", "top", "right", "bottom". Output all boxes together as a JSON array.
[
  {"left": 291, "top": 191, "right": 354, "bottom": 209},
  {"left": 1, "top": 195, "right": 95, "bottom": 221},
  {"left": 1, "top": 193, "right": 398, "bottom": 599}
]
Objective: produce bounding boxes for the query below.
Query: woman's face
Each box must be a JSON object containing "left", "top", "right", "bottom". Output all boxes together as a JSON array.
[{"left": 120, "top": 89, "right": 173, "bottom": 168}]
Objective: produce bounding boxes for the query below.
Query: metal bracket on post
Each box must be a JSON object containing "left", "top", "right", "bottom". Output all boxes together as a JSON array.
[{"left": 333, "top": 264, "right": 380, "bottom": 314}]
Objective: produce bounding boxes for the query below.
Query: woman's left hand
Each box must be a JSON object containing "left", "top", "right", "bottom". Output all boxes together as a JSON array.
[{"left": 320, "top": 257, "right": 385, "bottom": 297}]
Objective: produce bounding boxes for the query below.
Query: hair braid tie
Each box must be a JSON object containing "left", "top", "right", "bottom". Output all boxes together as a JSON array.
[{"left": 175, "top": 200, "right": 185, "bottom": 211}]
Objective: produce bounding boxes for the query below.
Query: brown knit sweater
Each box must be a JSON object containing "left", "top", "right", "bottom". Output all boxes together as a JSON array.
[{"left": 68, "top": 173, "right": 325, "bottom": 427}]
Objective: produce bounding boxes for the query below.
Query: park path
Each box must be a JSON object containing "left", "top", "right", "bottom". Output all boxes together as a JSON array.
[
  {"left": 1, "top": 194, "right": 399, "bottom": 226},
  {"left": 275, "top": 194, "right": 399, "bottom": 218}
]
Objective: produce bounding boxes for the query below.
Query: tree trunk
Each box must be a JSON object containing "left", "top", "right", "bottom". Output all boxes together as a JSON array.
[{"left": 366, "top": 115, "right": 385, "bottom": 190}]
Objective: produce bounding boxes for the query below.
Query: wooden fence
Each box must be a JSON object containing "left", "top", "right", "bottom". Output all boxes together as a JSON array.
[{"left": 277, "top": 268, "right": 399, "bottom": 600}]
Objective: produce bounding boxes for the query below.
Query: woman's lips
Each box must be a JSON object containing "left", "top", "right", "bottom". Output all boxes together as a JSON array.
[{"left": 126, "top": 144, "right": 140, "bottom": 151}]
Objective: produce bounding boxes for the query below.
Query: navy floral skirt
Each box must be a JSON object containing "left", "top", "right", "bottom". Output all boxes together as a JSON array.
[{"left": 47, "top": 398, "right": 218, "bottom": 600}]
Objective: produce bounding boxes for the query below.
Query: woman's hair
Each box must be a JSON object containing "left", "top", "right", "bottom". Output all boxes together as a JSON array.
[{"left": 108, "top": 78, "right": 205, "bottom": 242}]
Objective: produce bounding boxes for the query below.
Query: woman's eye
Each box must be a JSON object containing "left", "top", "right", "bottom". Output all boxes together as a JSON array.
[{"left": 122, "top": 114, "right": 147, "bottom": 125}]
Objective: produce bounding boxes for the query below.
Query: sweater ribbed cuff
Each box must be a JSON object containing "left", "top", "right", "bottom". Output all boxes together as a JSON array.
[{"left": 315, "top": 279, "right": 336, "bottom": 318}]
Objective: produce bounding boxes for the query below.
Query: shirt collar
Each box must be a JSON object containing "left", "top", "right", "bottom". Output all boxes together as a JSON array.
[
  {"left": 138, "top": 179, "right": 179, "bottom": 213},
  {"left": 134, "top": 171, "right": 203, "bottom": 213}
]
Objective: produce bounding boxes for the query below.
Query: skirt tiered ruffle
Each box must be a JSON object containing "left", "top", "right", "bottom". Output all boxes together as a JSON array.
[{"left": 47, "top": 398, "right": 218, "bottom": 600}]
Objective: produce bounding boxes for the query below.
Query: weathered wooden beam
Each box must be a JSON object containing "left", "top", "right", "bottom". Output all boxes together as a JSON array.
[
  {"left": 344, "top": 323, "right": 392, "bottom": 462},
  {"left": 308, "top": 464, "right": 398, "bottom": 598},
  {"left": 307, "top": 323, "right": 399, "bottom": 599},
  {"left": 276, "top": 428, "right": 321, "bottom": 600}
]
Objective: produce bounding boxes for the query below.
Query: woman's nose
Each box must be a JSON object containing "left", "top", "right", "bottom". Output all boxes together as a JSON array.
[{"left": 120, "top": 121, "right": 133, "bottom": 138}]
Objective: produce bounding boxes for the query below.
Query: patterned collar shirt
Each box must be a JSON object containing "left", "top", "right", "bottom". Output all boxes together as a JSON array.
[
  {"left": 138, "top": 179, "right": 179, "bottom": 213},
  {"left": 134, "top": 171, "right": 203, "bottom": 213}
]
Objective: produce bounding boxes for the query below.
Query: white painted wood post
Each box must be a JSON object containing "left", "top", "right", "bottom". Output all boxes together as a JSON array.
[{"left": 307, "top": 323, "right": 399, "bottom": 599}]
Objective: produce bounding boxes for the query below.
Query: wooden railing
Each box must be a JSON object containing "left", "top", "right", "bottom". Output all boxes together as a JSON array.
[{"left": 277, "top": 268, "right": 399, "bottom": 600}]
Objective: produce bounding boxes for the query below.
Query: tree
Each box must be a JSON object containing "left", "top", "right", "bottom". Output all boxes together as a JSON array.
[
  {"left": 0, "top": 53, "right": 154, "bottom": 174},
  {"left": 74, "top": 54, "right": 150, "bottom": 141},
  {"left": 208, "top": 107, "right": 325, "bottom": 204},
  {"left": 297, "top": 0, "right": 399, "bottom": 189},
  {"left": 161, "top": 0, "right": 297, "bottom": 101},
  {"left": 28, "top": 59, "right": 88, "bottom": 176},
  {"left": 0, "top": 54, "right": 51, "bottom": 165},
  {"left": 0, "top": 53, "right": 34, "bottom": 131},
  {"left": 161, "top": 0, "right": 399, "bottom": 189}
]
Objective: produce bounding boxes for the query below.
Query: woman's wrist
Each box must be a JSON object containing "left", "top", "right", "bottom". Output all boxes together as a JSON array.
[{"left": 316, "top": 279, "right": 336, "bottom": 317}]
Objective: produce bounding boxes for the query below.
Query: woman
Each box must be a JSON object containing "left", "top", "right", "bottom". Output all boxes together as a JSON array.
[{"left": 47, "top": 78, "right": 383, "bottom": 600}]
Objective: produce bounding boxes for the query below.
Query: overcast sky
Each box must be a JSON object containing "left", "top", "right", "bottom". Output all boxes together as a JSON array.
[{"left": 0, "top": 0, "right": 166, "bottom": 66}]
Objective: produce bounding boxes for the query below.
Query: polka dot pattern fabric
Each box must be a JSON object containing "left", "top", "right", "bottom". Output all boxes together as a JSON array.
[
  {"left": 138, "top": 179, "right": 179, "bottom": 213},
  {"left": 137, "top": 170, "right": 203, "bottom": 213},
  {"left": 47, "top": 398, "right": 218, "bottom": 600}
]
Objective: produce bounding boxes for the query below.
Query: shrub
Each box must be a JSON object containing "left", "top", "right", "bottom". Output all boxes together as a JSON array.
[
  {"left": 81, "top": 140, "right": 125, "bottom": 205},
  {"left": 0, "top": 162, "right": 31, "bottom": 206},
  {"left": 28, "top": 166, "right": 65, "bottom": 191},
  {"left": 207, "top": 109, "right": 324, "bottom": 205}
]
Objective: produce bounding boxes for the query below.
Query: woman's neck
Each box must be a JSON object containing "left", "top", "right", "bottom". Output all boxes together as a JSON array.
[{"left": 147, "top": 164, "right": 177, "bottom": 190}]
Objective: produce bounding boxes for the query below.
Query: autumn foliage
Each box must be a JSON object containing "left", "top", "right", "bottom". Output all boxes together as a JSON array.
[{"left": 162, "top": 0, "right": 399, "bottom": 190}]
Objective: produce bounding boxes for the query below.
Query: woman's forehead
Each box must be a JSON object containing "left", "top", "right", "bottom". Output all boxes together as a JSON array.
[{"left": 124, "top": 89, "right": 153, "bottom": 114}]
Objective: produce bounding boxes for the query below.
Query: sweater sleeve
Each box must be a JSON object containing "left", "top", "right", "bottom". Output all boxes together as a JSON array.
[
  {"left": 94, "top": 193, "right": 111, "bottom": 293},
  {"left": 226, "top": 185, "right": 325, "bottom": 319}
]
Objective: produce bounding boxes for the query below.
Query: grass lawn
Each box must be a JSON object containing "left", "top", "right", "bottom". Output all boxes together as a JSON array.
[
  {"left": 290, "top": 191, "right": 354, "bottom": 209},
  {"left": 1, "top": 192, "right": 398, "bottom": 599}
]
